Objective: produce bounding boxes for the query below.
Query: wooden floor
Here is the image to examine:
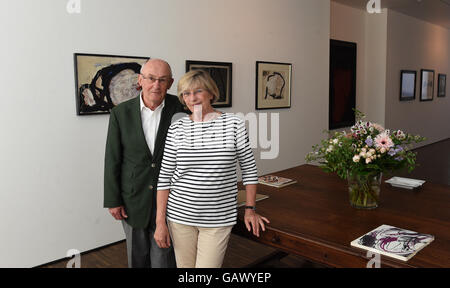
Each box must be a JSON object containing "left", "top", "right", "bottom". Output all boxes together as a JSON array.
[{"left": 39, "top": 138, "right": 449, "bottom": 268}]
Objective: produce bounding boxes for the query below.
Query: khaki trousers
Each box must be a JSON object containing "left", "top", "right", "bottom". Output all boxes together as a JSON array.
[{"left": 167, "top": 220, "right": 233, "bottom": 268}]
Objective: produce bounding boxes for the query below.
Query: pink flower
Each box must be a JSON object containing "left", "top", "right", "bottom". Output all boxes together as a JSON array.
[
  {"left": 370, "top": 123, "right": 385, "bottom": 132},
  {"left": 374, "top": 132, "right": 394, "bottom": 150}
]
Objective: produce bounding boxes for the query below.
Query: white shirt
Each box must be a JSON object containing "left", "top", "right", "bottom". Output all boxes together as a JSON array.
[{"left": 140, "top": 92, "right": 165, "bottom": 155}]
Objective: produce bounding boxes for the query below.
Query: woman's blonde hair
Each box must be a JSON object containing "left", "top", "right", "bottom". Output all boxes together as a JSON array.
[{"left": 177, "top": 70, "right": 219, "bottom": 105}]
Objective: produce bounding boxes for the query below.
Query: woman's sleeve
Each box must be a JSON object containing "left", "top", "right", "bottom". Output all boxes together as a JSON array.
[
  {"left": 157, "top": 125, "right": 177, "bottom": 191},
  {"left": 235, "top": 118, "right": 259, "bottom": 185}
]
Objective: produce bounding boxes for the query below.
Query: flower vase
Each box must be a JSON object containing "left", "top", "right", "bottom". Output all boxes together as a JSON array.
[{"left": 347, "top": 171, "right": 382, "bottom": 209}]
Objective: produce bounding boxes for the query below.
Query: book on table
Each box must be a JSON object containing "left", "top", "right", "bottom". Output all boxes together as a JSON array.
[
  {"left": 237, "top": 190, "right": 269, "bottom": 207},
  {"left": 350, "top": 224, "right": 434, "bottom": 261},
  {"left": 258, "top": 174, "right": 297, "bottom": 188}
]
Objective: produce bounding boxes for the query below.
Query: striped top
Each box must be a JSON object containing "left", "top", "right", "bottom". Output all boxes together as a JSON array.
[{"left": 157, "top": 113, "right": 258, "bottom": 227}]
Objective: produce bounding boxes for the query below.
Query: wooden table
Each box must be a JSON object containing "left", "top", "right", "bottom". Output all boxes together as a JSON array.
[{"left": 234, "top": 164, "right": 450, "bottom": 268}]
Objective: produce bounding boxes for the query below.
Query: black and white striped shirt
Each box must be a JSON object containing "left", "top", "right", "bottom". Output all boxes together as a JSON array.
[{"left": 157, "top": 113, "right": 258, "bottom": 227}]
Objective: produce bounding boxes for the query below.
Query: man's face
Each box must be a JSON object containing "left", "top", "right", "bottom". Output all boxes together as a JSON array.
[{"left": 138, "top": 60, "right": 174, "bottom": 104}]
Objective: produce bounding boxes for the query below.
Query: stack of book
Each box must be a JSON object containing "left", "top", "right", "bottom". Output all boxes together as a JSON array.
[{"left": 258, "top": 175, "right": 297, "bottom": 188}]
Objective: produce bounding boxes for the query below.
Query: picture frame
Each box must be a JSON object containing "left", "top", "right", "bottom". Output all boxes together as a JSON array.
[
  {"left": 255, "top": 61, "right": 292, "bottom": 110},
  {"left": 329, "top": 39, "right": 357, "bottom": 129},
  {"left": 420, "top": 69, "right": 434, "bottom": 102},
  {"left": 400, "top": 70, "right": 416, "bottom": 101},
  {"left": 74, "top": 53, "right": 148, "bottom": 115},
  {"left": 185, "top": 60, "right": 232, "bottom": 108},
  {"left": 438, "top": 74, "right": 446, "bottom": 98}
]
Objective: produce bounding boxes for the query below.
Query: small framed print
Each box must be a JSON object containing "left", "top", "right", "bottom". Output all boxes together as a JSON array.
[
  {"left": 186, "top": 60, "right": 232, "bottom": 108},
  {"left": 400, "top": 70, "right": 416, "bottom": 101},
  {"left": 255, "top": 61, "right": 292, "bottom": 110},
  {"left": 420, "top": 69, "right": 434, "bottom": 101},
  {"left": 438, "top": 74, "right": 446, "bottom": 97}
]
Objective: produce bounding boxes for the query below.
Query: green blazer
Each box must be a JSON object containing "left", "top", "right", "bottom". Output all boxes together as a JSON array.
[{"left": 104, "top": 94, "right": 184, "bottom": 228}]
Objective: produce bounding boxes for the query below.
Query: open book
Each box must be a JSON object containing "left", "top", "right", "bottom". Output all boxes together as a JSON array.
[
  {"left": 237, "top": 190, "right": 269, "bottom": 207},
  {"left": 258, "top": 175, "right": 297, "bottom": 188},
  {"left": 350, "top": 224, "right": 434, "bottom": 261}
]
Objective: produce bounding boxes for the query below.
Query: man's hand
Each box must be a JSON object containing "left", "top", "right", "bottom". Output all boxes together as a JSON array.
[
  {"left": 109, "top": 206, "right": 128, "bottom": 220},
  {"left": 154, "top": 223, "right": 171, "bottom": 248}
]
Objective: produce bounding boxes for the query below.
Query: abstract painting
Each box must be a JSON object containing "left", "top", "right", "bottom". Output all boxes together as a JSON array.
[
  {"left": 74, "top": 53, "right": 148, "bottom": 115},
  {"left": 400, "top": 70, "right": 416, "bottom": 101},
  {"left": 438, "top": 74, "right": 446, "bottom": 98},
  {"left": 329, "top": 39, "right": 356, "bottom": 129},
  {"left": 186, "top": 60, "right": 232, "bottom": 108},
  {"left": 255, "top": 61, "right": 292, "bottom": 110},
  {"left": 420, "top": 69, "right": 434, "bottom": 102}
]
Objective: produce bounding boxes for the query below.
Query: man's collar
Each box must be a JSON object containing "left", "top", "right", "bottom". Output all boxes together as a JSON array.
[{"left": 140, "top": 91, "right": 165, "bottom": 112}]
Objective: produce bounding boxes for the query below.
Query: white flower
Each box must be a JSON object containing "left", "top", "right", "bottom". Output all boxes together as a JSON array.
[
  {"left": 333, "top": 138, "right": 339, "bottom": 144},
  {"left": 326, "top": 145, "right": 333, "bottom": 153},
  {"left": 369, "top": 148, "right": 376, "bottom": 154},
  {"left": 366, "top": 158, "right": 372, "bottom": 164},
  {"left": 380, "top": 147, "right": 386, "bottom": 154},
  {"left": 353, "top": 155, "right": 361, "bottom": 163}
]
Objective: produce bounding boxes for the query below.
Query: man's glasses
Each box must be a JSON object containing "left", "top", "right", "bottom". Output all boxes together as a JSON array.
[{"left": 140, "top": 74, "right": 171, "bottom": 85}]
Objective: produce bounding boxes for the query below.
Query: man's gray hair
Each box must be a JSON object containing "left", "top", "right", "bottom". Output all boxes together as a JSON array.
[{"left": 140, "top": 58, "right": 173, "bottom": 78}]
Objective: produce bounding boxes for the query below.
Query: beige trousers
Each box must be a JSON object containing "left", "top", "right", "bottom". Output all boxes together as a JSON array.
[{"left": 167, "top": 220, "right": 233, "bottom": 268}]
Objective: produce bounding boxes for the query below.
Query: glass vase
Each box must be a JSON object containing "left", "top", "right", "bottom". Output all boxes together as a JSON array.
[{"left": 347, "top": 171, "right": 382, "bottom": 209}]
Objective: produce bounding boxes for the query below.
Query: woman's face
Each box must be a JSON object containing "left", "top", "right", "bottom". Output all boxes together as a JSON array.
[{"left": 182, "top": 87, "right": 213, "bottom": 113}]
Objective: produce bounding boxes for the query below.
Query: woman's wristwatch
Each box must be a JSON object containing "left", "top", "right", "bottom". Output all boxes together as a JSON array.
[{"left": 244, "top": 206, "right": 256, "bottom": 211}]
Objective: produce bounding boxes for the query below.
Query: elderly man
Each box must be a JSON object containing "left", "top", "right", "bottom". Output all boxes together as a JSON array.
[{"left": 104, "top": 59, "right": 184, "bottom": 268}]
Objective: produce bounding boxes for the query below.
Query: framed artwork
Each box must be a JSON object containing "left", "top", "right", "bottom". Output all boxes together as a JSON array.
[
  {"left": 420, "top": 69, "right": 434, "bottom": 101},
  {"left": 255, "top": 61, "right": 292, "bottom": 110},
  {"left": 185, "top": 60, "right": 232, "bottom": 108},
  {"left": 74, "top": 53, "right": 148, "bottom": 115},
  {"left": 438, "top": 74, "right": 446, "bottom": 97},
  {"left": 329, "top": 39, "right": 357, "bottom": 129},
  {"left": 400, "top": 70, "right": 416, "bottom": 101}
]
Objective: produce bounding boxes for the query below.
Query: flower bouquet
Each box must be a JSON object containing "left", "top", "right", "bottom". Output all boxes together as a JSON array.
[{"left": 306, "top": 110, "right": 425, "bottom": 209}]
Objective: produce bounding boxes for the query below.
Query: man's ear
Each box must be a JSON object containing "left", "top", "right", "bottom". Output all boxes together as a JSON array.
[
  {"left": 167, "top": 78, "right": 174, "bottom": 90},
  {"left": 138, "top": 74, "right": 143, "bottom": 88}
]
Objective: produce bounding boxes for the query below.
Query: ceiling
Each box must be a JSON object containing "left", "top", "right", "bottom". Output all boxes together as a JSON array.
[{"left": 332, "top": 0, "right": 450, "bottom": 29}]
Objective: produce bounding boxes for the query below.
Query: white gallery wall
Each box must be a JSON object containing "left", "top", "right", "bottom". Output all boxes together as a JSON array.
[
  {"left": 331, "top": 2, "right": 449, "bottom": 145},
  {"left": 385, "top": 9, "right": 450, "bottom": 145},
  {"left": 0, "top": 0, "right": 330, "bottom": 267}
]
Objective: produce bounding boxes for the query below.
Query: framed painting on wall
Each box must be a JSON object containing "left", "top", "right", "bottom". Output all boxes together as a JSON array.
[
  {"left": 74, "top": 53, "right": 148, "bottom": 115},
  {"left": 329, "top": 39, "right": 357, "bottom": 129},
  {"left": 420, "top": 69, "right": 434, "bottom": 101},
  {"left": 438, "top": 74, "right": 446, "bottom": 98},
  {"left": 186, "top": 60, "right": 232, "bottom": 108},
  {"left": 255, "top": 61, "right": 292, "bottom": 110},
  {"left": 400, "top": 70, "right": 416, "bottom": 101}
]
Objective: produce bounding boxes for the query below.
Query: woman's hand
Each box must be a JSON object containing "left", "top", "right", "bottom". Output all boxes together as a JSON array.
[
  {"left": 154, "top": 223, "right": 171, "bottom": 249},
  {"left": 244, "top": 209, "right": 270, "bottom": 237}
]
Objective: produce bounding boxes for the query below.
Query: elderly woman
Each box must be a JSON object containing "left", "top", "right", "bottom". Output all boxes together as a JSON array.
[{"left": 154, "top": 70, "right": 269, "bottom": 268}]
